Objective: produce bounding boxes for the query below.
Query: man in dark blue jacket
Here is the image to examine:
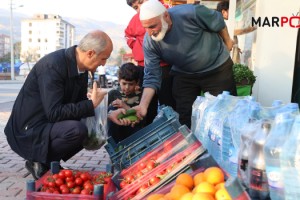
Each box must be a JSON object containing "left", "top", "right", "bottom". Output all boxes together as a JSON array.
[{"left": 4, "top": 30, "right": 127, "bottom": 180}]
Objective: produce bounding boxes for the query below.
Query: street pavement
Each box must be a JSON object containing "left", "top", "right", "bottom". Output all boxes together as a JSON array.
[{"left": 0, "top": 77, "right": 111, "bottom": 200}]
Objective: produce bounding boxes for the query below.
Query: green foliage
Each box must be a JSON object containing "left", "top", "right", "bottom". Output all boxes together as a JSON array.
[{"left": 233, "top": 63, "right": 256, "bottom": 85}]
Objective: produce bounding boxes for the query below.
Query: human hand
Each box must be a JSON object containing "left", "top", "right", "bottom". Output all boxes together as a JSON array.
[
  {"left": 108, "top": 108, "right": 137, "bottom": 126},
  {"left": 132, "top": 105, "right": 147, "bottom": 121},
  {"left": 90, "top": 81, "right": 107, "bottom": 108},
  {"left": 111, "top": 99, "right": 129, "bottom": 109}
]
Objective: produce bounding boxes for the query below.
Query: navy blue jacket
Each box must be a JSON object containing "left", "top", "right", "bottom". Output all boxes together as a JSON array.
[{"left": 4, "top": 46, "right": 94, "bottom": 163}]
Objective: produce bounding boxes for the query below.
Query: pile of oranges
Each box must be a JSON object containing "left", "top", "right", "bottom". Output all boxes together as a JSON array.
[{"left": 147, "top": 167, "right": 232, "bottom": 200}]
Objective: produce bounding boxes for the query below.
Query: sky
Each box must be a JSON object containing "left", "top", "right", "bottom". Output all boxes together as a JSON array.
[{"left": 0, "top": 0, "right": 136, "bottom": 25}]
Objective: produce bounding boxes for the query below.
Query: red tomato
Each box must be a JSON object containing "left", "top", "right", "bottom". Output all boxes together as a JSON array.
[
  {"left": 81, "top": 188, "right": 92, "bottom": 195},
  {"left": 75, "top": 177, "right": 83, "bottom": 186},
  {"left": 136, "top": 184, "right": 148, "bottom": 194},
  {"left": 65, "top": 176, "right": 74, "bottom": 182},
  {"left": 63, "top": 169, "right": 73, "bottom": 178},
  {"left": 138, "top": 162, "right": 146, "bottom": 171},
  {"left": 47, "top": 181, "right": 56, "bottom": 188},
  {"left": 146, "top": 160, "right": 156, "bottom": 171},
  {"left": 71, "top": 186, "right": 81, "bottom": 194},
  {"left": 55, "top": 178, "right": 64, "bottom": 187},
  {"left": 61, "top": 187, "right": 70, "bottom": 194},
  {"left": 59, "top": 184, "right": 68, "bottom": 191},
  {"left": 125, "top": 174, "right": 134, "bottom": 184},
  {"left": 52, "top": 174, "right": 59, "bottom": 180},
  {"left": 80, "top": 172, "right": 91, "bottom": 182},
  {"left": 83, "top": 182, "right": 94, "bottom": 191},
  {"left": 135, "top": 171, "right": 144, "bottom": 179},
  {"left": 66, "top": 181, "right": 75, "bottom": 189},
  {"left": 58, "top": 171, "right": 65, "bottom": 179},
  {"left": 149, "top": 176, "right": 160, "bottom": 186},
  {"left": 120, "top": 180, "right": 128, "bottom": 189}
]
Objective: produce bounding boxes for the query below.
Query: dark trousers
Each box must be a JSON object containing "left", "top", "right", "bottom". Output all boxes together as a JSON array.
[
  {"left": 47, "top": 120, "right": 88, "bottom": 165},
  {"left": 138, "top": 65, "right": 176, "bottom": 125},
  {"left": 172, "top": 58, "right": 237, "bottom": 128}
]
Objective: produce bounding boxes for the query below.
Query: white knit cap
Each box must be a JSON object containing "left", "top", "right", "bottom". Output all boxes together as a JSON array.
[{"left": 140, "top": 0, "right": 167, "bottom": 20}]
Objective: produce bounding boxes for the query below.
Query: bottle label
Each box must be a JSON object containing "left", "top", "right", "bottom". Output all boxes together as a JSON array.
[
  {"left": 249, "top": 167, "right": 269, "bottom": 191},
  {"left": 208, "top": 118, "right": 223, "bottom": 146},
  {"left": 266, "top": 167, "right": 283, "bottom": 189}
]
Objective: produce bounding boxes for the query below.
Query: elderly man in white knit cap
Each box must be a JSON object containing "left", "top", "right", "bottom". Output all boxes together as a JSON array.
[{"left": 133, "top": 0, "right": 236, "bottom": 128}]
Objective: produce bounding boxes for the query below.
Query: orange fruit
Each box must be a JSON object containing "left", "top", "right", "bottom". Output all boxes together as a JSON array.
[
  {"left": 179, "top": 192, "right": 194, "bottom": 200},
  {"left": 164, "top": 193, "right": 175, "bottom": 200},
  {"left": 215, "top": 182, "right": 225, "bottom": 191},
  {"left": 204, "top": 167, "right": 225, "bottom": 185},
  {"left": 176, "top": 173, "right": 194, "bottom": 190},
  {"left": 193, "top": 182, "right": 216, "bottom": 196},
  {"left": 215, "top": 188, "right": 232, "bottom": 200},
  {"left": 170, "top": 184, "right": 191, "bottom": 200},
  {"left": 193, "top": 172, "right": 206, "bottom": 186},
  {"left": 147, "top": 193, "right": 165, "bottom": 200},
  {"left": 192, "top": 193, "right": 215, "bottom": 200}
]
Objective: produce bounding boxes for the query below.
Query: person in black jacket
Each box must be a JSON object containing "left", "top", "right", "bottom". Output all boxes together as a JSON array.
[{"left": 4, "top": 30, "right": 129, "bottom": 180}]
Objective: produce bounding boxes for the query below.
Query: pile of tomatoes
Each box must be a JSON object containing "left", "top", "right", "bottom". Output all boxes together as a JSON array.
[{"left": 39, "top": 169, "right": 112, "bottom": 195}]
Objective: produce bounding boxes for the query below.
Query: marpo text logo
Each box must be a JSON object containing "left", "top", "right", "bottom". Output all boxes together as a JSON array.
[{"left": 252, "top": 12, "right": 300, "bottom": 28}]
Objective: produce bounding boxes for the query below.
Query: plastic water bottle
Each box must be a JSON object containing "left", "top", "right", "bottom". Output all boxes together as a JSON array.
[
  {"left": 222, "top": 99, "right": 248, "bottom": 177},
  {"left": 191, "top": 96, "right": 205, "bottom": 134},
  {"left": 263, "top": 112, "right": 295, "bottom": 200},
  {"left": 278, "top": 102, "right": 299, "bottom": 114},
  {"left": 248, "top": 121, "right": 271, "bottom": 200},
  {"left": 194, "top": 92, "right": 216, "bottom": 142},
  {"left": 280, "top": 115, "right": 300, "bottom": 200},
  {"left": 205, "top": 91, "right": 235, "bottom": 164}
]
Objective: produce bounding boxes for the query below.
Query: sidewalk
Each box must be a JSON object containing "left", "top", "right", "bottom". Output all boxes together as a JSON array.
[{"left": 0, "top": 102, "right": 111, "bottom": 200}]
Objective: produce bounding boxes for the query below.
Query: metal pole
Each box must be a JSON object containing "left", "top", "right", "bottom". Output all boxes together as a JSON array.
[{"left": 10, "top": 0, "right": 15, "bottom": 80}]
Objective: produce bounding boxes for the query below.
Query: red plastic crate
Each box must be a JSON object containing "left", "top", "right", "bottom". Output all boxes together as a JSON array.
[
  {"left": 109, "top": 138, "right": 204, "bottom": 200},
  {"left": 26, "top": 170, "right": 116, "bottom": 200}
]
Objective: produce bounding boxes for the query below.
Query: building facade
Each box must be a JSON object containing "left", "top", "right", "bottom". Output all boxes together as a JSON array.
[
  {"left": 20, "top": 14, "right": 75, "bottom": 62},
  {"left": 0, "top": 34, "right": 10, "bottom": 58}
]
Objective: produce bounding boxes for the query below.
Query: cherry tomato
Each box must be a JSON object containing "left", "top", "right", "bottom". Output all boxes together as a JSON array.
[
  {"left": 149, "top": 176, "right": 160, "bottom": 185},
  {"left": 146, "top": 160, "right": 156, "bottom": 171},
  {"left": 135, "top": 171, "right": 143, "bottom": 179},
  {"left": 58, "top": 171, "right": 65, "bottom": 179},
  {"left": 59, "top": 184, "right": 68, "bottom": 191},
  {"left": 80, "top": 172, "right": 91, "bottom": 182},
  {"left": 65, "top": 176, "right": 74, "bottom": 182},
  {"left": 120, "top": 180, "right": 128, "bottom": 189},
  {"left": 81, "top": 188, "right": 92, "bottom": 195},
  {"left": 138, "top": 162, "right": 146, "bottom": 171},
  {"left": 55, "top": 178, "right": 64, "bottom": 187},
  {"left": 61, "top": 187, "right": 70, "bottom": 194},
  {"left": 125, "top": 174, "right": 134, "bottom": 184},
  {"left": 66, "top": 181, "right": 75, "bottom": 189},
  {"left": 75, "top": 177, "right": 83, "bottom": 186},
  {"left": 71, "top": 186, "right": 81, "bottom": 194},
  {"left": 63, "top": 169, "right": 73, "bottom": 178},
  {"left": 47, "top": 181, "right": 56, "bottom": 188}
]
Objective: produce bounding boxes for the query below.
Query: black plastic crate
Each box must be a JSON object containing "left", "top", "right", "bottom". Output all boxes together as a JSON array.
[{"left": 104, "top": 106, "right": 181, "bottom": 171}]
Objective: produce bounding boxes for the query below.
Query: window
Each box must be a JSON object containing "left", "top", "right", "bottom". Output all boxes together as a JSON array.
[
  {"left": 45, "top": 38, "right": 48, "bottom": 43},
  {"left": 29, "top": 38, "right": 32, "bottom": 42},
  {"left": 29, "top": 30, "right": 32, "bottom": 34},
  {"left": 29, "top": 22, "right": 32, "bottom": 27},
  {"left": 38, "top": 39, "right": 41, "bottom": 42}
]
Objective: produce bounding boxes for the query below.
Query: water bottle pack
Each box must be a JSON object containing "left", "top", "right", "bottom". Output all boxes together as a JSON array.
[{"left": 190, "top": 93, "right": 300, "bottom": 199}]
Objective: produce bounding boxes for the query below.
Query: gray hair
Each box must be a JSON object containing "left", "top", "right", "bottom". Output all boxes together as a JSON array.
[{"left": 78, "top": 30, "right": 108, "bottom": 55}]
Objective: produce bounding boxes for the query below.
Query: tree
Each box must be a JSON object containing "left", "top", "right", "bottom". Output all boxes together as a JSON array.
[{"left": 116, "top": 47, "right": 127, "bottom": 66}]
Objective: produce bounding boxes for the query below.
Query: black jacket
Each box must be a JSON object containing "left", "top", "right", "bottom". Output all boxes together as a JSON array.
[{"left": 4, "top": 46, "right": 94, "bottom": 163}]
